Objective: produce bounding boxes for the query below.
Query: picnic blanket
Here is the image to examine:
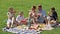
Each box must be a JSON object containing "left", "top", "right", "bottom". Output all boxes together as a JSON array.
[
  {"left": 2, "top": 27, "right": 41, "bottom": 34},
  {"left": 2, "top": 25, "right": 41, "bottom": 34},
  {"left": 2, "top": 24, "right": 54, "bottom": 34}
]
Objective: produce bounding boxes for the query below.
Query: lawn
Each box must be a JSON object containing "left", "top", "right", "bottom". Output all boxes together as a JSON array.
[{"left": 0, "top": 0, "right": 60, "bottom": 34}]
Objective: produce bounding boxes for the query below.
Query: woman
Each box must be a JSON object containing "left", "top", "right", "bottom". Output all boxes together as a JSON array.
[{"left": 29, "top": 6, "right": 37, "bottom": 24}]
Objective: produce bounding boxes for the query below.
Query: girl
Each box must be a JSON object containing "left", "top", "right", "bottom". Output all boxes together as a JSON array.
[{"left": 7, "top": 7, "right": 16, "bottom": 29}]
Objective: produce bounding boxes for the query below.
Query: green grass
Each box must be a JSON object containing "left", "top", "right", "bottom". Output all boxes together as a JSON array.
[{"left": 0, "top": 0, "right": 60, "bottom": 34}]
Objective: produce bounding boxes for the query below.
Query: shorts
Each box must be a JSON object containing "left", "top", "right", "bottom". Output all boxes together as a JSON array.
[{"left": 7, "top": 19, "right": 12, "bottom": 27}]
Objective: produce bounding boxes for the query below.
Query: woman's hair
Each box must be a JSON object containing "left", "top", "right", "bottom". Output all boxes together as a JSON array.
[{"left": 32, "top": 6, "right": 36, "bottom": 9}]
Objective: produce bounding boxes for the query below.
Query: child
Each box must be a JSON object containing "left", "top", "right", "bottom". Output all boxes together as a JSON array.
[
  {"left": 16, "top": 12, "right": 25, "bottom": 25},
  {"left": 50, "top": 7, "right": 58, "bottom": 26},
  {"left": 47, "top": 8, "right": 57, "bottom": 26},
  {"left": 7, "top": 7, "right": 15, "bottom": 29},
  {"left": 51, "top": 7, "right": 58, "bottom": 22}
]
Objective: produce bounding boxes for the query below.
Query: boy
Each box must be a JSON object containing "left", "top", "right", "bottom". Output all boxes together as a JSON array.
[
  {"left": 51, "top": 7, "right": 58, "bottom": 21},
  {"left": 50, "top": 7, "right": 58, "bottom": 26},
  {"left": 16, "top": 12, "right": 25, "bottom": 25}
]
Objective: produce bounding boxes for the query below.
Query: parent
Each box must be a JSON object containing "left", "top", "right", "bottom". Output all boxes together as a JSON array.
[
  {"left": 29, "top": 6, "right": 37, "bottom": 24},
  {"left": 37, "top": 5, "right": 48, "bottom": 24}
]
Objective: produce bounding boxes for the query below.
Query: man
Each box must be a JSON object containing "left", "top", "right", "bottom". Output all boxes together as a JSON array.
[{"left": 37, "top": 5, "right": 48, "bottom": 24}]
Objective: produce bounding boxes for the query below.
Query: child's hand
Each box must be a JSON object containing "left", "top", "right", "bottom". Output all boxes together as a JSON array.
[{"left": 37, "top": 13, "right": 42, "bottom": 16}]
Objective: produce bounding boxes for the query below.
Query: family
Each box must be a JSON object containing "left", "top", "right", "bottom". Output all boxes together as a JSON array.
[{"left": 6, "top": 5, "right": 58, "bottom": 29}]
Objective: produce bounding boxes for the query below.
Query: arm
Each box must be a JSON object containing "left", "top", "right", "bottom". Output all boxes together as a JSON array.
[
  {"left": 44, "top": 16, "right": 48, "bottom": 24},
  {"left": 55, "top": 12, "right": 58, "bottom": 22},
  {"left": 43, "top": 11, "right": 48, "bottom": 24},
  {"left": 16, "top": 15, "right": 20, "bottom": 23}
]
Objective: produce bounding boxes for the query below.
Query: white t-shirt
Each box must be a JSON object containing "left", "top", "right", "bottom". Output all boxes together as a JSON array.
[
  {"left": 16, "top": 15, "right": 24, "bottom": 23},
  {"left": 47, "top": 16, "right": 51, "bottom": 21}
]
